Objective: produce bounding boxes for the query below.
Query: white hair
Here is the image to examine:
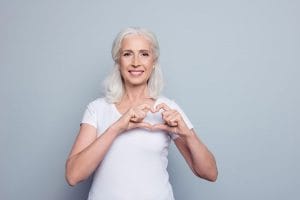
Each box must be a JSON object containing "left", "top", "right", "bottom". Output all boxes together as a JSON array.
[{"left": 104, "top": 27, "right": 164, "bottom": 103}]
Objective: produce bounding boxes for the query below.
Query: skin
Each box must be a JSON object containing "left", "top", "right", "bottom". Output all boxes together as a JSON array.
[{"left": 65, "top": 35, "right": 218, "bottom": 186}]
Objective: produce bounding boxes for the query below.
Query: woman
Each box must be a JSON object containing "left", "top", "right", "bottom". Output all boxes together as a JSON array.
[{"left": 65, "top": 27, "right": 218, "bottom": 200}]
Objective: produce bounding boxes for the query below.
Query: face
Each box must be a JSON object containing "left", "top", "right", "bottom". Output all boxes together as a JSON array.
[{"left": 118, "top": 35, "right": 155, "bottom": 87}]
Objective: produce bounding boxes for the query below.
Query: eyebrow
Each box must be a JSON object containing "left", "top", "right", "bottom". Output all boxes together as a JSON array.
[{"left": 121, "top": 49, "right": 151, "bottom": 53}]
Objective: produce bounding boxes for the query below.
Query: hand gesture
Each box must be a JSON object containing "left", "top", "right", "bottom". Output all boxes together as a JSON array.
[
  {"left": 114, "top": 104, "right": 153, "bottom": 133},
  {"left": 152, "top": 103, "right": 191, "bottom": 138}
]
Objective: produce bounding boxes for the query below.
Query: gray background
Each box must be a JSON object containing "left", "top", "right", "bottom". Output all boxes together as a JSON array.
[{"left": 1, "top": 0, "right": 299, "bottom": 199}]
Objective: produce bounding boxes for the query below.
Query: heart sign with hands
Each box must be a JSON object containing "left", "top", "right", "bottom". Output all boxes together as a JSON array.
[
  {"left": 152, "top": 103, "right": 191, "bottom": 138},
  {"left": 115, "top": 103, "right": 154, "bottom": 133},
  {"left": 115, "top": 102, "right": 190, "bottom": 138}
]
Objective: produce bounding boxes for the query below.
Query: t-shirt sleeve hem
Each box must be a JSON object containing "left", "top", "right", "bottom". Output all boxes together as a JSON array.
[{"left": 80, "top": 121, "right": 97, "bottom": 129}]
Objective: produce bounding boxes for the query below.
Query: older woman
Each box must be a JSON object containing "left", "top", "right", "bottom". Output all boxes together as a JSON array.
[{"left": 65, "top": 27, "right": 218, "bottom": 200}]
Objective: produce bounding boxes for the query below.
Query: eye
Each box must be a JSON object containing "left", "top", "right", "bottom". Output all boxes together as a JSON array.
[
  {"left": 123, "top": 52, "right": 131, "bottom": 56},
  {"left": 141, "top": 52, "right": 149, "bottom": 56}
]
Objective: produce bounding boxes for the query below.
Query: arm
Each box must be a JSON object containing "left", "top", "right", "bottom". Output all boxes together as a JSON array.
[
  {"left": 65, "top": 104, "right": 152, "bottom": 186},
  {"left": 152, "top": 103, "right": 218, "bottom": 182},
  {"left": 65, "top": 123, "right": 120, "bottom": 186},
  {"left": 173, "top": 129, "right": 218, "bottom": 182}
]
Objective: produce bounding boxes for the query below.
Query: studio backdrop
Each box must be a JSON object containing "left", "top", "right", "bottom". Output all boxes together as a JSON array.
[{"left": 1, "top": 0, "right": 299, "bottom": 199}]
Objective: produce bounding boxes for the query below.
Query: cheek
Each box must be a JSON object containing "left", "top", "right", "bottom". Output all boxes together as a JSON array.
[
  {"left": 143, "top": 59, "right": 155, "bottom": 68},
  {"left": 119, "top": 58, "right": 130, "bottom": 67},
  {"left": 118, "top": 63, "right": 127, "bottom": 77}
]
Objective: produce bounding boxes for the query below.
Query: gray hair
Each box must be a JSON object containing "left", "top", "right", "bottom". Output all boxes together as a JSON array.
[{"left": 104, "top": 27, "right": 164, "bottom": 103}]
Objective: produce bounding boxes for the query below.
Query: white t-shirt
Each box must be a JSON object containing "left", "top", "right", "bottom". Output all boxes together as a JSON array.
[{"left": 81, "top": 96, "right": 193, "bottom": 200}]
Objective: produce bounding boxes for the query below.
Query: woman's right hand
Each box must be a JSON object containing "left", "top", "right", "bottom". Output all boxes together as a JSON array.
[{"left": 113, "top": 104, "right": 153, "bottom": 134}]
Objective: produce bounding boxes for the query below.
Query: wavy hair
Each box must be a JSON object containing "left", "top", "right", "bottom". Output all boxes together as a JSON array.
[{"left": 104, "top": 27, "right": 164, "bottom": 103}]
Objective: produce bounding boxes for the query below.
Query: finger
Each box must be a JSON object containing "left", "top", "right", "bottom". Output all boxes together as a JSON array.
[
  {"left": 161, "top": 109, "right": 170, "bottom": 117},
  {"left": 162, "top": 110, "right": 176, "bottom": 120},
  {"left": 162, "top": 117, "right": 178, "bottom": 127},
  {"left": 166, "top": 113, "right": 180, "bottom": 127},
  {"left": 168, "top": 120, "right": 178, "bottom": 127},
  {"left": 161, "top": 110, "right": 179, "bottom": 124},
  {"left": 134, "top": 110, "right": 148, "bottom": 121},
  {"left": 130, "top": 115, "right": 143, "bottom": 123},
  {"left": 130, "top": 122, "right": 152, "bottom": 130},
  {"left": 150, "top": 106, "right": 157, "bottom": 113},
  {"left": 153, "top": 124, "right": 180, "bottom": 135},
  {"left": 161, "top": 111, "right": 178, "bottom": 126},
  {"left": 155, "top": 103, "right": 171, "bottom": 112},
  {"left": 152, "top": 123, "right": 171, "bottom": 132},
  {"left": 130, "top": 106, "right": 147, "bottom": 121},
  {"left": 138, "top": 104, "right": 152, "bottom": 112}
]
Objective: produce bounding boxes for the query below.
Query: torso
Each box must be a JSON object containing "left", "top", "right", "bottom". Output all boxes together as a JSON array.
[{"left": 87, "top": 97, "right": 175, "bottom": 200}]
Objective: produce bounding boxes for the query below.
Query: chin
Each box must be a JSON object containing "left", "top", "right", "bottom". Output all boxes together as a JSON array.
[
  {"left": 124, "top": 76, "right": 149, "bottom": 86},
  {"left": 125, "top": 79, "right": 148, "bottom": 87}
]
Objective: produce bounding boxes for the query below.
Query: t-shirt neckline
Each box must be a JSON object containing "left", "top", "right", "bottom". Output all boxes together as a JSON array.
[{"left": 111, "top": 97, "right": 161, "bottom": 117}]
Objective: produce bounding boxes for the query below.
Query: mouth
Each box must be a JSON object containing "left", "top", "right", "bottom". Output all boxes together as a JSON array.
[{"left": 128, "top": 70, "right": 144, "bottom": 76}]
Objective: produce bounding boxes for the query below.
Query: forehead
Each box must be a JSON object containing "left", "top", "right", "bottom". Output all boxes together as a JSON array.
[{"left": 121, "top": 35, "right": 152, "bottom": 50}]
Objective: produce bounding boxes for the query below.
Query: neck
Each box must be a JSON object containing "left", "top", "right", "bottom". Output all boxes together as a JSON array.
[{"left": 122, "top": 84, "right": 151, "bottom": 103}]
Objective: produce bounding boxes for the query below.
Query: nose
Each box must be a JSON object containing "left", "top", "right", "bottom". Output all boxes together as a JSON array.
[{"left": 132, "top": 54, "right": 141, "bottom": 68}]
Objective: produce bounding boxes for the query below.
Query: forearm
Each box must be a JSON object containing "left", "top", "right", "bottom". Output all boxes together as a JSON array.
[
  {"left": 66, "top": 126, "right": 119, "bottom": 186},
  {"left": 183, "top": 130, "right": 218, "bottom": 181}
]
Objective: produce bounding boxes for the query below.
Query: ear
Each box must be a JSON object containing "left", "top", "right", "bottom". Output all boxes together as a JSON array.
[{"left": 153, "top": 62, "right": 158, "bottom": 69}]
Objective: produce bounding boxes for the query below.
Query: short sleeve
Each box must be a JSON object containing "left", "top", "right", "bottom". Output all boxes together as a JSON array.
[
  {"left": 169, "top": 100, "right": 194, "bottom": 140},
  {"left": 81, "top": 102, "right": 97, "bottom": 128}
]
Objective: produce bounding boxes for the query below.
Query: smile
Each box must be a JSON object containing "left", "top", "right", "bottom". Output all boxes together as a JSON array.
[{"left": 128, "top": 70, "right": 144, "bottom": 76}]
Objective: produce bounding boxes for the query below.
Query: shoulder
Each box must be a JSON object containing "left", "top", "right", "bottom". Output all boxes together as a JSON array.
[{"left": 86, "top": 97, "right": 111, "bottom": 110}]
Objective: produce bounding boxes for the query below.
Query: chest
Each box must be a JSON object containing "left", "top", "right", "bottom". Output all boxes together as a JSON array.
[
  {"left": 97, "top": 106, "right": 171, "bottom": 153},
  {"left": 112, "top": 129, "right": 170, "bottom": 155}
]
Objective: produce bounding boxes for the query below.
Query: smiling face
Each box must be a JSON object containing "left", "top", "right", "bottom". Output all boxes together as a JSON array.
[{"left": 118, "top": 34, "right": 155, "bottom": 88}]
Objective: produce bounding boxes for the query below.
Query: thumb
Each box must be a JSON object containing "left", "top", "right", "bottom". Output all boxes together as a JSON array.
[
  {"left": 130, "top": 122, "right": 152, "bottom": 130},
  {"left": 151, "top": 123, "right": 171, "bottom": 132},
  {"left": 150, "top": 106, "right": 157, "bottom": 113}
]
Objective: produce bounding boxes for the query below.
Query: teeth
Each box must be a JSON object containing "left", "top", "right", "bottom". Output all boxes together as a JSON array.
[{"left": 129, "top": 71, "right": 143, "bottom": 76}]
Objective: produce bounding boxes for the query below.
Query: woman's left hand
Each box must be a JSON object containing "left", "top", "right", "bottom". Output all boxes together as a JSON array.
[{"left": 152, "top": 103, "right": 191, "bottom": 138}]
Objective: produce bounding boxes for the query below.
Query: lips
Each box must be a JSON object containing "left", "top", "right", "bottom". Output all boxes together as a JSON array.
[{"left": 128, "top": 70, "right": 144, "bottom": 76}]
